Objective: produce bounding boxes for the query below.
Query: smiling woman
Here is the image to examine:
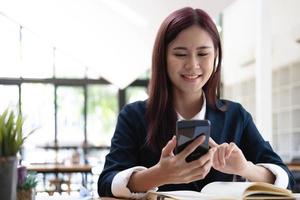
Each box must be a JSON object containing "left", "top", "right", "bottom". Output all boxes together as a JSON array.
[{"left": 97, "top": 7, "right": 295, "bottom": 199}]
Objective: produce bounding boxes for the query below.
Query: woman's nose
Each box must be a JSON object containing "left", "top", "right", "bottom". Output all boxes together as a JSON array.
[{"left": 185, "top": 55, "right": 200, "bottom": 70}]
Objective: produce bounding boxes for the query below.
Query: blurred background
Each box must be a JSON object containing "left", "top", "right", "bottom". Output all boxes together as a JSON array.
[{"left": 0, "top": 0, "right": 299, "bottom": 197}]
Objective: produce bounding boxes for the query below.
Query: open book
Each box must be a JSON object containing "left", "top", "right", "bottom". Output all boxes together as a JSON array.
[{"left": 145, "top": 182, "right": 295, "bottom": 200}]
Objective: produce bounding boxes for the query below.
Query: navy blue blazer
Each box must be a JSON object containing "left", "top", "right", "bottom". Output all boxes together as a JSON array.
[{"left": 98, "top": 100, "right": 295, "bottom": 197}]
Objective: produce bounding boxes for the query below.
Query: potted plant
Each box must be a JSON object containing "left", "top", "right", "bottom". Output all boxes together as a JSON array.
[
  {"left": 17, "top": 166, "right": 38, "bottom": 200},
  {"left": 0, "top": 109, "right": 35, "bottom": 200}
]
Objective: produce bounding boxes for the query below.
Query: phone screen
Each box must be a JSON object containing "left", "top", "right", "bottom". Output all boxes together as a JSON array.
[{"left": 175, "top": 120, "right": 210, "bottom": 162}]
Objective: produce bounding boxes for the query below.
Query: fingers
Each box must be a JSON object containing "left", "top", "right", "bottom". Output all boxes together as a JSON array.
[
  {"left": 209, "top": 138, "right": 228, "bottom": 167},
  {"left": 188, "top": 146, "right": 216, "bottom": 170},
  {"left": 189, "top": 159, "right": 212, "bottom": 181},
  {"left": 188, "top": 148, "right": 216, "bottom": 181},
  {"left": 178, "top": 135, "right": 205, "bottom": 159},
  {"left": 218, "top": 143, "right": 228, "bottom": 166},
  {"left": 195, "top": 147, "right": 216, "bottom": 167},
  {"left": 212, "top": 142, "right": 238, "bottom": 168},
  {"left": 225, "top": 142, "right": 236, "bottom": 158},
  {"left": 209, "top": 137, "right": 218, "bottom": 148},
  {"left": 161, "top": 136, "right": 176, "bottom": 157}
]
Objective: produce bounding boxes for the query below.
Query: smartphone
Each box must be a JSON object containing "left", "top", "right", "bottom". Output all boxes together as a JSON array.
[{"left": 175, "top": 119, "right": 211, "bottom": 162}]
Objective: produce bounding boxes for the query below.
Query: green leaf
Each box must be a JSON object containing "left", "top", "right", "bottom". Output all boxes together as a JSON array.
[
  {"left": 19, "top": 172, "right": 38, "bottom": 190},
  {"left": 0, "top": 110, "right": 7, "bottom": 155},
  {"left": 0, "top": 109, "right": 35, "bottom": 157}
]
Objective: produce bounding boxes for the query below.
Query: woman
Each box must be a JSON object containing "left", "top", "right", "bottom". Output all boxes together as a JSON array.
[{"left": 98, "top": 7, "right": 295, "bottom": 198}]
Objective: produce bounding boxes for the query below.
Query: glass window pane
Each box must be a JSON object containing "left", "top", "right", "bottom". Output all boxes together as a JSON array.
[
  {"left": 0, "top": 16, "right": 21, "bottom": 77},
  {"left": 21, "top": 83, "right": 55, "bottom": 163},
  {"left": 87, "top": 85, "right": 118, "bottom": 146},
  {"left": 21, "top": 29, "right": 53, "bottom": 78},
  {"left": 55, "top": 49, "right": 86, "bottom": 78},
  {"left": 0, "top": 85, "right": 19, "bottom": 113},
  {"left": 21, "top": 83, "right": 55, "bottom": 144},
  {"left": 57, "top": 86, "right": 84, "bottom": 144},
  {"left": 126, "top": 86, "right": 148, "bottom": 104}
]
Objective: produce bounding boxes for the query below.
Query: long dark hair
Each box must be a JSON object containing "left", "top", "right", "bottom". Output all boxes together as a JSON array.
[{"left": 146, "top": 7, "right": 223, "bottom": 151}]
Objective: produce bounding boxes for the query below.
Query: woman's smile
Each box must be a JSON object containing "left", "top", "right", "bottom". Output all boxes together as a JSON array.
[
  {"left": 180, "top": 73, "right": 202, "bottom": 82},
  {"left": 167, "top": 25, "right": 215, "bottom": 95}
]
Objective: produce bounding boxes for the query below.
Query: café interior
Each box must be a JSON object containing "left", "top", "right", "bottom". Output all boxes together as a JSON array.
[{"left": 0, "top": 0, "right": 300, "bottom": 198}]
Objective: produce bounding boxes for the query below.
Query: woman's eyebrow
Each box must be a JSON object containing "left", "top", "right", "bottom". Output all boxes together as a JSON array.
[
  {"left": 172, "top": 47, "right": 187, "bottom": 50},
  {"left": 196, "top": 46, "right": 212, "bottom": 50},
  {"left": 172, "top": 46, "right": 212, "bottom": 50}
]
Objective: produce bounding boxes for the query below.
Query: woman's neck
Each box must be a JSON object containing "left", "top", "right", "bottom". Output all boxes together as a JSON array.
[{"left": 173, "top": 91, "right": 204, "bottom": 119}]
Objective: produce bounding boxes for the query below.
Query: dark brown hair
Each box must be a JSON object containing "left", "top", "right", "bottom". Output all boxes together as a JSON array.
[{"left": 146, "top": 7, "right": 223, "bottom": 151}]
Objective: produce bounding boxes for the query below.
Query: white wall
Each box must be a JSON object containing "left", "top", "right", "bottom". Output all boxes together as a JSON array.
[
  {"left": 222, "top": 0, "right": 256, "bottom": 85},
  {"left": 222, "top": 0, "right": 300, "bottom": 160},
  {"left": 222, "top": 0, "right": 300, "bottom": 86}
]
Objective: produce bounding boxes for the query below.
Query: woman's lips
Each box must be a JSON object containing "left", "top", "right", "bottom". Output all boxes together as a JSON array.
[{"left": 181, "top": 74, "right": 202, "bottom": 81}]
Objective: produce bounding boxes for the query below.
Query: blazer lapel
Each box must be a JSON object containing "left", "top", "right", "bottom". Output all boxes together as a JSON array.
[{"left": 205, "top": 102, "right": 225, "bottom": 144}]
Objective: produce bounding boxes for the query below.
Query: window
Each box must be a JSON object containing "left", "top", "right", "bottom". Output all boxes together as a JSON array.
[
  {"left": 0, "top": 85, "right": 19, "bottom": 113},
  {"left": 22, "top": 83, "right": 55, "bottom": 146},
  {"left": 87, "top": 85, "right": 118, "bottom": 145},
  {"left": 57, "top": 86, "right": 85, "bottom": 144},
  {"left": 0, "top": 13, "right": 149, "bottom": 166},
  {"left": 126, "top": 86, "right": 148, "bottom": 104}
]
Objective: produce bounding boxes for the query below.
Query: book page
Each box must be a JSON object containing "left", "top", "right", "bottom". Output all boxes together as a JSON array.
[
  {"left": 201, "top": 182, "right": 292, "bottom": 199},
  {"left": 201, "top": 182, "right": 254, "bottom": 198},
  {"left": 146, "top": 182, "right": 294, "bottom": 200},
  {"left": 146, "top": 190, "right": 234, "bottom": 200},
  {"left": 245, "top": 184, "right": 292, "bottom": 197}
]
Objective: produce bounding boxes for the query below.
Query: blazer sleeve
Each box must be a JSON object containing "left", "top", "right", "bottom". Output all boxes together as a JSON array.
[
  {"left": 238, "top": 107, "right": 295, "bottom": 189},
  {"left": 97, "top": 104, "right": 143, "bottom": 197}
]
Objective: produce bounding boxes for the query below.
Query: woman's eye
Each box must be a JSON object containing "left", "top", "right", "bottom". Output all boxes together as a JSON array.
[
  {"left": 174, "top": 53, "right": 187, "bottom": 57},
  {"left": 198, "top": 53, "right": 208, "bottom": 56}
]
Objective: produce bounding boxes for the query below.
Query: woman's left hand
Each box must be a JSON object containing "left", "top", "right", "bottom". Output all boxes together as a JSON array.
[{"left": 209, "top": 138, "right": 249, "bottom": 176}]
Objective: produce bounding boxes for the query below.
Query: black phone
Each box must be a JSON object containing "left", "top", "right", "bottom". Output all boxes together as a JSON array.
[{"left": 175, "top": 119, "right": 211, "bottom": 162}]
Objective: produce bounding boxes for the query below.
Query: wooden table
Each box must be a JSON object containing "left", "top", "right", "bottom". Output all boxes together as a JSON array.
[
  {"left": 27, "top": 163, "right": 92, "bottom": 173},
  {"left": 27, "top": 163, "right": 93, "bottom": 194},
  {"left": 37, "top": 143, "right": 110, "bottom": 150},
  {"left": 35, "top": 195, "right": 128, "bottom": 200},
  {"left": 287, "top": 162, "right": 300, "bottom": 171},
  {"left": 36, "top": 195, "right": 300, "bottom": 200}
]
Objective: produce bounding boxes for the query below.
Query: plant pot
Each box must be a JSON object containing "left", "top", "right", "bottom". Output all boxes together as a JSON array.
[
  {"left": 17, "top": 188, "right": 35, "bottom": 200},
  {"left": 0, "top": 156, "right": 18, "bottom": 200}
]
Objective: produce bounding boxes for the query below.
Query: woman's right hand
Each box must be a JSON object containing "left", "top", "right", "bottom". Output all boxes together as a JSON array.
[
  {"left": 157, "top": 135, "right": 216, "bottom": 185},
  {"left": 127, "top": 135, "right": 216, "bottom": 193}
]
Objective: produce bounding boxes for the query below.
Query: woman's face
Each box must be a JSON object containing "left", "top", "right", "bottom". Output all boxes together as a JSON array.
[{"left": 167, "top": 25, "right": 215, "bottom": 97}]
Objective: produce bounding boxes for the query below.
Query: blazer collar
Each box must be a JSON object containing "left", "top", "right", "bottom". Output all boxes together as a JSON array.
[{"left": 205, "top": 100, "right": 225, "bottom": 143}]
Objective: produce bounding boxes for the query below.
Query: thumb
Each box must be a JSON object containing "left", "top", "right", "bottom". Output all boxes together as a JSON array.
[
  {"left": 209, "top": 137, "right": 218, "bottom": 148},
  {"left": 161, "top": 136, "right": 176, "bottom": 157}
]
